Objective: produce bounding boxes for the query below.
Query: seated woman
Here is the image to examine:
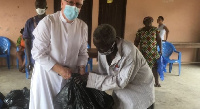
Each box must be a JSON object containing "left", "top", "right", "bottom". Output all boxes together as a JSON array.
[{"left": 16, "top": 28, "right": 25, "bottom": 73}]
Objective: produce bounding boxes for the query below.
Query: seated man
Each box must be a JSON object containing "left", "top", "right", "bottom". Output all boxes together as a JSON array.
[
  {"left": 16, "top": 28, "right": 25, "bottom": 73},
  {"left": 86, "top": 24, "right": 155, "bottom": 109}
]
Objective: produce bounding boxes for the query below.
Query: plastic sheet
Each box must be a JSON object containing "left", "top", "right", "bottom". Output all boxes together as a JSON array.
[
  {"left": 0, "top": 99, "right": 3, "bottom": 109},
  {"left": 157, "top": 56, "right": 168, "bottom": 81},
  {"left": 54, "top": 73, "right": 114, "bottom": 109},
  {"left": 3, "top": 87, "right": 29, "bottom": 109},
  {"left": 9, "top": 106, "right": 24, "bottom": 109},
  {"left": 0, "top": 92, "right": 7, "bottom": 109}
]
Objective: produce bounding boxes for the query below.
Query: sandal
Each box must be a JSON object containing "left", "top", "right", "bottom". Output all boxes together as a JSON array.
[{"left": 154, "top": 84, "right": 161, "bottom": 87}]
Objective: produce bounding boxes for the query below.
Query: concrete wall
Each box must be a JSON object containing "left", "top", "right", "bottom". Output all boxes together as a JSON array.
[
  {"left": 91, "top": 0, "right": 200, "bottom": 63},
  {"left": 0, "top": 0, "right": 54, "bottom": 66},
  {"left": 1, "top": 0, "right": 200, "bottom": 66},
  {"left": 124, "top": 0, "right": 200, "bottom": 62}
]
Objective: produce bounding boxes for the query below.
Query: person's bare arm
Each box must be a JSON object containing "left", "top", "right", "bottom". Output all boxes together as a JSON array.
[
  {"left": 134, "top": 33, "right": 141, "bottom": 47},
  {"left": 163, "top": 26, "right": 169, "bottom": 40},
  {"left": 25, "top": 39, "right": 32, "bottom": 70},
  {"left": 156, "top": 31, "right": 162, "bottom": 54}
]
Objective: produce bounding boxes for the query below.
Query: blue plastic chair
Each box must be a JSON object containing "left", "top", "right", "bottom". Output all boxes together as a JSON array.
[
  {"left": 86, "top": 44, "right": 93, "bottom": 72},
  {"left": 0, "top": 36, "right": 11, "bottom": 69},
  {"left": 16, "top": 47, "right": 20, "bottom": 69},
  {"left": 161, "top": 41, "right": 182, "bottom": 76},
  {"left": 24, "top": 49, "right": 30, "bottom": 79}
]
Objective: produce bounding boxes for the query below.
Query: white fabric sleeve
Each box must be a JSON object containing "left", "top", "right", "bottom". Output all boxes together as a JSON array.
[
  {"left": 87, "top": 53, "right": 140, "bottom": 91},
  {"left": 31, "top": 20, "right": 56, "bottom": 72},
  {"left": 77, "top": 24, "right": 89, "bottom": 66}
]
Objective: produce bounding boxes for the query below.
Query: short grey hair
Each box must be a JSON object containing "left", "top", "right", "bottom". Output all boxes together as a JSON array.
[{"left": 93, "top": 24, "right": 116, "bottom": 44}]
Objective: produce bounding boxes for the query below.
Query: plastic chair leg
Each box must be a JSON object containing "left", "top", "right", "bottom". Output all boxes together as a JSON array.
[
  {"left": 90, "top": 63, "right": 93, "bottom": 71},
  {"left": 89, "top": 58, "right": 93, "bottom": 71},
  {"left": 25, "top": 52, "right": 29, "bottom": 79},
  {"left": 25, "top": 67, "right": 29, "bottom": 79},
  {"left": 169, "top": 63, "right": 173, "bottom": 73},
  {"left": 16, "top": 58, "right": 19, "bottom": 69},
  {"left": 85, "top": 64, "right": 88, "bottom": 72},
  {"left": 6, "top": 56, "right": 10, "bottom": 69},
  {"left": 178, "top": 62, "right": 181, "bottom": 76}
]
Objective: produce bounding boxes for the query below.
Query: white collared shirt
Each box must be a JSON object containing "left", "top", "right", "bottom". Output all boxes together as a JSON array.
[{"left": 87, "top": 39, "right": 155, "bottom": 109}]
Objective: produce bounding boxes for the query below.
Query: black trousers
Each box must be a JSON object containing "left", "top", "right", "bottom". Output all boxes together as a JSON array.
[{"left": 147, "top": 103, "right": 154, "bottom": 109}]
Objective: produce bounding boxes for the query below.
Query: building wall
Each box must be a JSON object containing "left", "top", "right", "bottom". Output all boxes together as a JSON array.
[
  {"left": 92, "top": 0, "right": 200, "bottom": 63},
  {"left": 124, "top": 0, "right": 200, "bottom": 62},
  {"left": 0, "top": 0, "right": 54, "bottom": 66},
  {"left": 0, "top": 0, "right": 200, "bottom": 66}
]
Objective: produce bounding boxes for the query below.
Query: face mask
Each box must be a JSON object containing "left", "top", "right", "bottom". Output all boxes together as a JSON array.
[
  {"left": 64, "top": 5, "right": 80, "bottom": 21},
  {"left": 36, "top": 8, "right": 46, "bottom": 15},
  {"left": 100, "top": 42, "right": 115, "bottom": 55}
]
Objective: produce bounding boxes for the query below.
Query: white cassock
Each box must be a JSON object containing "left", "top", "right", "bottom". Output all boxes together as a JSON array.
[{"left": 29, "top": 11, "right": 88, "bottom": 109}]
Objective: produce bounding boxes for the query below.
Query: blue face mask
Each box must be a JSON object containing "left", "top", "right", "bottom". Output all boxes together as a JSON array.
[{"left": 64, "top": 5, "right": 80, "bottom": 21}]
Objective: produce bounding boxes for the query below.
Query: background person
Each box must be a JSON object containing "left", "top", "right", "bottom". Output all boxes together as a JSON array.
[
  {"left": 157, "top": 16, "right": 169, "bottom": 41},
  {"left": 23, "top": 0, "right": 48, "bottom": 71},
  {"left": 16, "top": 28, "right": 25, "bottom": 73},
  {"left": 134, "top": 16, "right": 162, "bottom": 87}
]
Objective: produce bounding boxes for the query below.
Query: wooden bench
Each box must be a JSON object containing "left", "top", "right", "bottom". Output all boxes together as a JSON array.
[
  {"left": 88, "top": 43, "right": 200, "bottom": 63},
  {"left": 172, "top": 42, "right": 200, "bottom": 48},
  {"left": 172, "top": 42, "right": 200, "bottom": 63},
  {"left": 88, "top": 48, "right": 98, "bottom": 58}
]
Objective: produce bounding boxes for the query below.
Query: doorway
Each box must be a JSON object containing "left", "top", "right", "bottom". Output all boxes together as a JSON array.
[{"left": 98, "top": 0, "right": 127, "bottom": 38}]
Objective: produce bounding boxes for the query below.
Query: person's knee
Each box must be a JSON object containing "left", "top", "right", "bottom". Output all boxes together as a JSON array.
[{"left": 17, "top": 51, "right": 23, "bottom": 55}]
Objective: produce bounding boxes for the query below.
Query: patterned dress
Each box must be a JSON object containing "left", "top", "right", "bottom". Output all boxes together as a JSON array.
[{"left": 136, "top": 27, "right": 160, "bottom": 68}]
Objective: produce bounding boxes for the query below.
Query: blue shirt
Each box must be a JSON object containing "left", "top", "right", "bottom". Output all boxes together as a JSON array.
[
  {"left": 23, "top": 16, "right": 41, "bottom": 45},
  {"left": 23, "top": 16, "right": 41, "bottom": 64}
]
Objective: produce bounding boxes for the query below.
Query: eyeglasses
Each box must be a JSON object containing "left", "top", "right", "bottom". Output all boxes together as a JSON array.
[
  {"left": 99, "top": 41, "right": 115, "bottom": 52},
  {"left": 65, "top": 0, "right": 83, "bottom": 8}
]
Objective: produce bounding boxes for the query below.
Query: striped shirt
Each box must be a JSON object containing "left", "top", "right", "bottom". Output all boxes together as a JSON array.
[{"left": 87, "top": 38, "right": 155, "bottom": 109}]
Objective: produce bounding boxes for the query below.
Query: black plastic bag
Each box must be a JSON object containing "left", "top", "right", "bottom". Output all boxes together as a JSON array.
[
  {"left": 4, "top": 90, "right": 24, "bottom": 107},
  {"left": 0, "top": 92, "right": 5, "bottom": 108},
  {"left": 54, "top": 74, "right": 114, "bottom": 109},
  {"left": 22, "top": 87, "right": 30, "bottom": 101},
  {"left": 0, "top": 92, "right": 5, "bottom": 100},
  {"left": 0, "top": 92, "right": 8, "bottom": 109},
  {"left": 3, "top": 87, "right": 30, "bottom": 109},
  {"left": 9, "top": 106, "right": 24, "bottom": 109}
]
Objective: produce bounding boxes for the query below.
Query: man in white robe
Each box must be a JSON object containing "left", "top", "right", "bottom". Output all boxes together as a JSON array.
[
  {"left": 29, "top": 0, "right": 88, "bottom": 108},
  {"left": 86, "top": 24, "right": 155, "bottom": 109}
]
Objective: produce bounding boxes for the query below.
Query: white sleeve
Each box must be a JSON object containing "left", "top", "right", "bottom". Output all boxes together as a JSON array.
[
  {"left": 77, "top": 24, "right": 89, "bottom": 66},
  {"left": 87, "top": 52, "right": 141, "bottom": 91},
  {"left": 31, "top": 19, "right": 56, "bottom": 72}
]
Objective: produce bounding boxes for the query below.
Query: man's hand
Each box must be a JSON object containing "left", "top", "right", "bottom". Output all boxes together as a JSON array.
[
  {"left": 79, "top": 66, "right": 86, "bottom": 75},
  {"left": 52, "top": 64, "right": 72, "bottom": 79},
  {"left": 58, "top": 67, "right": 72, "bottom": 79},
  {"left": 26, "top": 62, "right": 33, "bottom": 71},
  {"left": 19, "top": 46, "right": 22, "bottom": 51}
]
